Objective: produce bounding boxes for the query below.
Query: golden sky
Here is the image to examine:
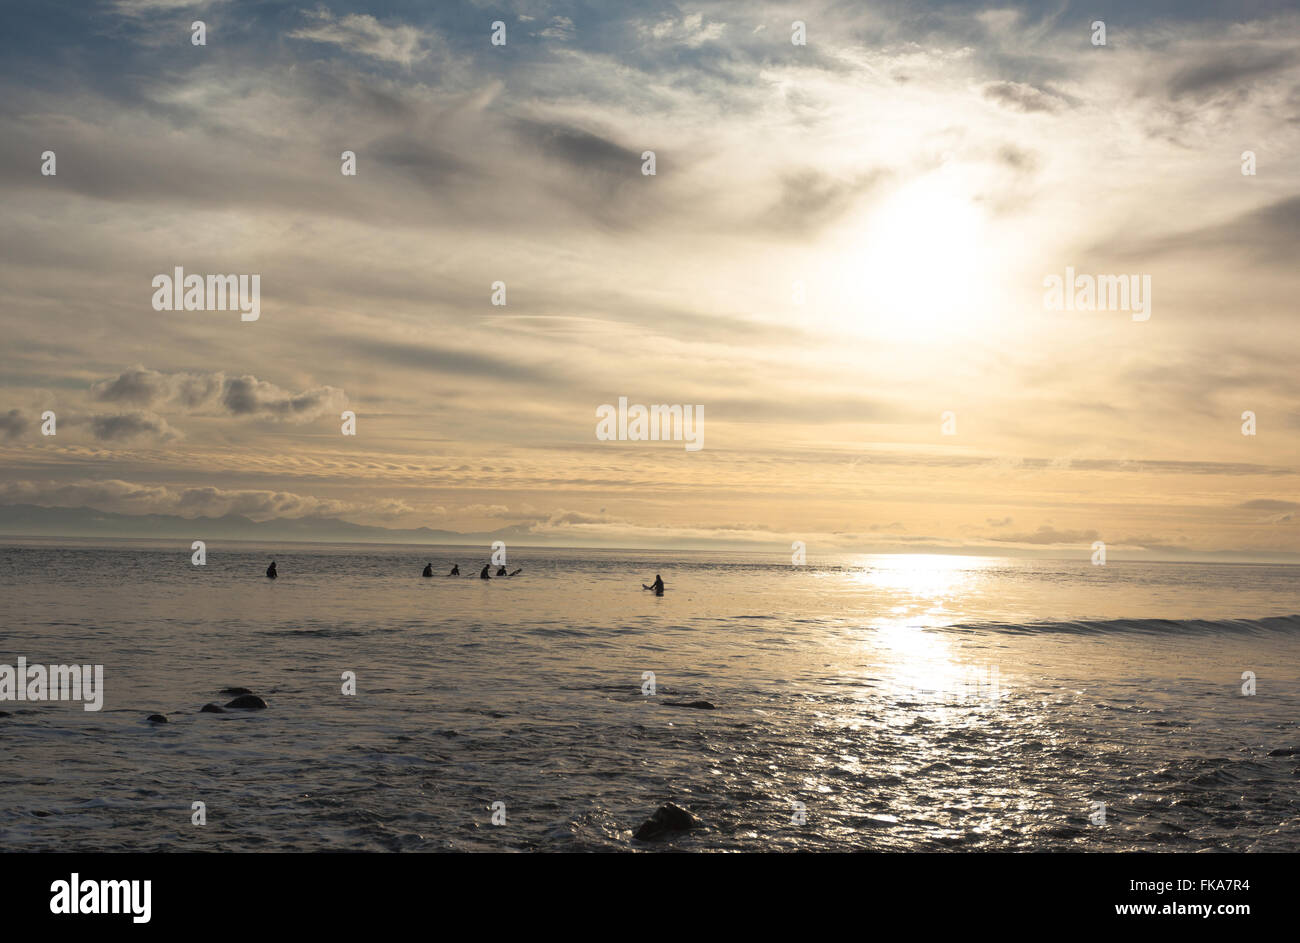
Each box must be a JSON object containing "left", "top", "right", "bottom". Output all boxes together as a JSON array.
[{"left": 1, "top": 1, "right": 1298, "bottom": 557}]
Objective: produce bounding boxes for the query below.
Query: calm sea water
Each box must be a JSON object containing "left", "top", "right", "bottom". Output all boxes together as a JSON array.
[{"left": 1, "top": 540, "right": 1297, "bottom": 851}]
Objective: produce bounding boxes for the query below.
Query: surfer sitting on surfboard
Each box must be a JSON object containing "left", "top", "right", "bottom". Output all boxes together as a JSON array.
[{"left": 422, "top": 563, "right": 433, "bottom": 577}]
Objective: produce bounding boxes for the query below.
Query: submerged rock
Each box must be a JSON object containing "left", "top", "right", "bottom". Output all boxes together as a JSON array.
[
  {"left": 634, "top": 803, "right": 697, "bottom": 841},
  {"left": 662, "top": 700, "right": 716, "bottom": 710},
  {"left": 224, "top": 694, "right": 268, "bottom": 710},
  {"left": 220, "top": 687, "right": 253, "bottom": 696},
  {"left": 1267, "top": 748, "right": 1297, "bottom": 757},
  {"left": 146, "top": 714, "right": 168, "bottom": 724},
  {"left": 200, "top": 703, "right": 226, "bottom": 713}
]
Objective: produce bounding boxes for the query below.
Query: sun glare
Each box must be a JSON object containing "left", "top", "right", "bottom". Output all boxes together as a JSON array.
[{"left": 824, "top": 170, "right": 993, "bottom": 341}]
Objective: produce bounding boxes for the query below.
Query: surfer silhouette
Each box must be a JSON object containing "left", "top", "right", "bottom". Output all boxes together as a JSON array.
[
  {"left": 422, "top": 563, "right": 433, "bottom": 577},
  {"left": 448, "top": 564, "right": 460, "bottom": 576},
  {"left": 266, "top": 560, "right": 277, "bottom": 580},
  {"left": 643, "top": 573, "right": 664, "bottom": 594}
]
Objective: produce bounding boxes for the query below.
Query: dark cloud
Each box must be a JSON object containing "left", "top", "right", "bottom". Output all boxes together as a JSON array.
[
  {"left": 1103, "top": 194, "right": 1300, "bottom": 265},
  {"left": 1166, "top": 48, "right": 1297, "bottom": 100},
  {"left": 220, "top": 376, "right": 345, "bottom": 420},
  {"left": 505, "top": 117, "right": 657, "bottom": 227},
  {"left": 91, "top": 367, "right": 345, "bottom": 421},
  {"left": 981, "top": 81, "right": 1065, "bottom": 114},
  {"left": 342, "top": 338, "right": 557, "bottom": 384},
  {"left": 1239, "top": 498, "right": 1300, "bottom": 510},
  {"left": 89, "top": 411, "right": 179, "bottom": 442},
  {"left": 760, "top": 168, "right": 889, "bottom": 235},
  {"left": 368, "top": 135, "right": 468, "bottom": 190},
  {"left": 0, "top": 408, "right": 28, "bottom": 440},
  {"left": 511, "top": 119, "right": 638, "bottom": 177},
  {"left": 91, "top": 365, "right": 222, "bottom": 409},
  {"left": 996, "top": 145, "right": 1038, "bottom": 173}
]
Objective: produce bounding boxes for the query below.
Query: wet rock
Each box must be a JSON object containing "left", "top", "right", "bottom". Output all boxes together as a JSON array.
[
  {"left": 634, "top": 803, "right": 697, "bottom": 841},
  {"left": 224, "top": 694, "right": 268, "bottom": 710},
  {"left": 146, "top": 714, "right": 168, "bottom": 724},
  {"left": 200, "top": 703, "right": 226, "bottom": 713},
  {"left": 220, "top": 687, "right": 253, "bottom": 696},
  {"left": 0, "top": 711, "right": 10, "bottom": 718},
  {"left": 1267, "top": 748, "right": 1297, "bottom": 757},
  {"left": 662, "top": 700, "right": 716, "bottom": 710}
]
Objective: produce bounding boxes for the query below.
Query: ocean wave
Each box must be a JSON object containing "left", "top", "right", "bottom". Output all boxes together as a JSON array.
[{"left": 944, "top": 614, "right": 1300, "bottom": 636}]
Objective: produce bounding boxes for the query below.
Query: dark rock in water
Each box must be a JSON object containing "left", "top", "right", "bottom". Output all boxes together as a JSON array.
[
  {"left": 146, "top": 714, "right": 168, "bottom": 724},
  {"left": 634, "top": 803, "right": 697, "bottom": 841},
  {"left": 220, "top": 687, "right": 253, "bottom": 696},
  {"left": 224, "top": 694, "right": 268, "bottom": 710},
  {"left": 200, "top": 703, "right": 226, "bottom": 713},
  {"left": 32, "top": 810, "right": 52, "bottom": 818},
  {"left": 1267, "top": 748, "right": 1297, "bottom": 757},
  {"left": 0, "top": 711, "right": 10, "bottom": 718},
  {"left": 662, "top": 700, "right": 716, "bottom": 710}
]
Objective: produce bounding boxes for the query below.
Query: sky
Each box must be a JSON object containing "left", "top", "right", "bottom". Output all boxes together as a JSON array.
[{"left": 1, "top": 0, "right": 1299, "bottom": 558}]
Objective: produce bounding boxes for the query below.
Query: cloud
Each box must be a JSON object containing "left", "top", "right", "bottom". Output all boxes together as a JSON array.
[
  {"left": 341, "top": 339, "right": 555, "bottom": 384},
  {"left": 88, "top": 411, "right": 180, "bottom": 442},
  {"left": 110, "top": 0, "right": 228, "bottom": 14},
  {"left": 289, "top": 10, "right": 428, "bottom": 66},
  {"left": 0, "top": 409, "right": 28, "bottom": 441},
  {"left": 169, "top": 485, "right": 344, "bottom": 519},
  {"left": 91, "top": 365, "right": 222, "bottom": 409},
  {"left": 638, "top": 13, "right": 727, "bottom": 48},
  {"left": 1116, "top": 195, "right": 1300, "bottom": 266},
  {"left": 761, "top": 168, "right": 889, "bottom": 235},
  {"left": 91, "top": 366, "right": 346, "bottom": 422},
  {"left": 989, "top": 525, "right": 1100, "bottom": 545},
  {"left": 538, "top": 17, "right": 575, "bottom": 41},
  {"left": 980, "top": 80, "right": 1065, "bottom": 114},
  {"left": 2, "top": 2, "right": 1300, "bottom": 557},
  {"left": 1165, "top": 48, "right": 1297, "bottom": 101},
  {"left": 0, "top": 478, "right": 358, "bottom": 520},
  {"left": 220, "top": 375, "right": 346, "bottom": 421}
]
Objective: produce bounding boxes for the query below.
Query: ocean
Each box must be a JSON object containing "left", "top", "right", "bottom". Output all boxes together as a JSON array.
[{"left": 1, "top": 541, "right": 1297, "bottom": 852}]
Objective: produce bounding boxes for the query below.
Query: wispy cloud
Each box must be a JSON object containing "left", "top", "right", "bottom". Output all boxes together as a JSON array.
[{"left": 289, "top": 10, "right": 429, "bottom": 66}]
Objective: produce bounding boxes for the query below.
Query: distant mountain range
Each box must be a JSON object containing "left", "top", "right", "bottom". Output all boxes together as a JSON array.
[{"left": 0, "top": 503, "right": 533, "bottom": 545}]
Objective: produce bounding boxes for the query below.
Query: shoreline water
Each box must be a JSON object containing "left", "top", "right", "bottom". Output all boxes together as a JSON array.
[{"left": 2, "top": 544, "right": 1297, "bottom": 852}]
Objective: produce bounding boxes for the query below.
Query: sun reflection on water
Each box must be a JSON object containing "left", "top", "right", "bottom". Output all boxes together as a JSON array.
[{"left": 844, "top": 555, "right": 1007, "bottom": 707}]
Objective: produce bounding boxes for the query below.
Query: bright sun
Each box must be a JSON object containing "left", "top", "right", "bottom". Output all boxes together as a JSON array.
[{"left": 822, "top": 169, "right": 993, "bottom": 341}]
